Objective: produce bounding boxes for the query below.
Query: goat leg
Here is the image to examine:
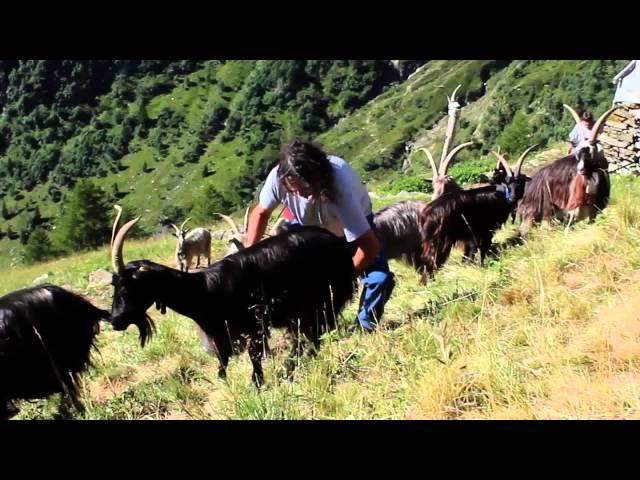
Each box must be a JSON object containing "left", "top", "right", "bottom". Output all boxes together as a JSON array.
[
  {"left": 462, "top": 241, "right": 478, "bottom": 263},
  {"left": 248, "top": 337, "right": 265, "bottom": 388},
  {"left": 479, "top": 235, "right": 493, "bottom": 265},
  {"left": 283, "top": 330, "right": 306, "bottom": 379}
]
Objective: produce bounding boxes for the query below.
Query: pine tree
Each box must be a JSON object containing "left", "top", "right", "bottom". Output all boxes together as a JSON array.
[
  {"left": 54, "top": 178, "right": 111, "bottom": 252},
  {"left": 24, "top": 228, "right": 55, "bottom": 263}
]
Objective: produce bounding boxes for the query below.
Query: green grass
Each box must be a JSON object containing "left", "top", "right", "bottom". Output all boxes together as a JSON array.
[{"left": 6, "top": 174, "right": 640, "bottom": 420}]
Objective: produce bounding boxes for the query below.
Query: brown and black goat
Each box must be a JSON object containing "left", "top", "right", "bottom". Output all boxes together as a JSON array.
[
  {"left": 373, "top": 84, "right": 474, "bottom": 276},
  {"left": 417, "top": 155, "right": 527, "bottom": 283},
  {"left": 517, "top": 105, "right": 619, "bottom": 234}
]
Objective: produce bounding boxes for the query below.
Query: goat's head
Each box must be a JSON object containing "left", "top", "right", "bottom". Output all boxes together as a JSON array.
[
  {"left": 170, "top": 217, "right": 192, "bottom": 270},
  {"left": 109, "top": 206, "right": 155, "bottom": 346},
  {"left": 215, "top": 206, "right": 250, "bottom": 256},
  {"left": 420, "top": 142, "right": 473, "bottom": 200},
  {"left": 491, "top": 144, "right": 537, "bottom": 205},
  {"left": 564, "top": 104, "right": 618, "bottom": 176}
]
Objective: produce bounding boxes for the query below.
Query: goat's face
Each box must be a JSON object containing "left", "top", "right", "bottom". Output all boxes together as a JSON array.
[
  {"left": 173, "top": 229, "right": 188, "bottom": 258},
  {"left": 432, "top": 175, "right": 457, "bottom": 200},
  {"left": 506, "top": 174, "right": 528, "bottom": 205},
  {"left": 110, "top": 266, "right": 155, "bottom": 346},
  {"left": 491, "top": 166, "right": 508, "bottom": 186},
  {"left": 574, "top": 143, "right": 601, "bottom": 177}
]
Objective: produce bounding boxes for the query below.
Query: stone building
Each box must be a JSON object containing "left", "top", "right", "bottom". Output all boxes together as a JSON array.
[{"left": 600, "top": 60, "right": 640, "bottom": 175}]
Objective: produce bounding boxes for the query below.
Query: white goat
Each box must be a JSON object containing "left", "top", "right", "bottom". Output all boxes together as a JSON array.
[{"left": 171, "top": 217, "right": 211, "bottom": 272}]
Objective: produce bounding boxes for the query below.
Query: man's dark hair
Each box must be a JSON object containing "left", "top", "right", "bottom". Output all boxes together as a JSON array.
[
  {"left": 277, "top": 139, "right": 337, "bottom": 202},
  {"left": 581, "top": 111, "right": 594, "bottom": 123}
]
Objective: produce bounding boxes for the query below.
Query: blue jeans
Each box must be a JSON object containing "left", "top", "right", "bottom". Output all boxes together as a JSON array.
[{"left": 287, "top": 215, "right": 395, "bottom": 332}]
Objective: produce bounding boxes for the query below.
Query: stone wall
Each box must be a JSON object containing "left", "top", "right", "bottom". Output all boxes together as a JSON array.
[{"left": 600, "top": 102, "right": 640, "bottom": 175}]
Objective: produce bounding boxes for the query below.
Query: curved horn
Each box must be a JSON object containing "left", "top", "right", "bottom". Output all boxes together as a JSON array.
[
  {"left": 111, "top": 217, "right": 140, "bottom": 275},
  {"left": 420, "top": 147, "right": 439, "bottom": 178},
  {"left": 243, "top": 206, "right": 251, "bottom": 233},
  {"left": 494, "top": 145, "right": 502, "bottom": 169},
  {"left": 179, "top": 217, "right": 192, "bottom": 231},
  {"left": 491, "top": 151, "right": 514, "bottom": 178},
  {"left": 111, "top": 205, "right": 123, "bottom": 249},
  {"left": 563, "top": 104, "right": 582, "bottom": 127},
  {"left": 447, "top": 84, "right": 462, "bottom": 103},
  {"left": 515, "top": 144, "right": 537, "bottom": 177},
  {"left": 441, "top": 141, "right": 474, "bottom": 175},
  {"left": 589, "top": 106, "right": 619, "bottom": 144},
  {"left": 214, "top": 213, "right": 241, "bottom": 236},
  {"left": 169, "top": 223, "right": 181, "bottom": 236}
]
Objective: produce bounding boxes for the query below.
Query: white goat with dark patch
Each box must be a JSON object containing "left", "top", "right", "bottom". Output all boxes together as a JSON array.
[{"left": 171, "top": 217, "right": 211, "bottom": 272}]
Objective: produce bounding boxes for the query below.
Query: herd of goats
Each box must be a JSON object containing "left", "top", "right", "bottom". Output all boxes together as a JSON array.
[{"left": 0, "top": 85, "right": 620, "bottom": 419}]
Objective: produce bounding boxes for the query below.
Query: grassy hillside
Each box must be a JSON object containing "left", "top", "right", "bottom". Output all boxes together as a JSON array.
[
  {"left": 5, "top": 170, "right": 640, "bottom": 420},
  {"left": 0, "top": 60, "right": 626, "bottom": 268}
]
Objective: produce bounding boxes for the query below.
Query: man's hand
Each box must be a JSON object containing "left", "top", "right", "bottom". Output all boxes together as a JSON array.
[{"left": 351, "top": 228, "right": 382, "bottom": 277}]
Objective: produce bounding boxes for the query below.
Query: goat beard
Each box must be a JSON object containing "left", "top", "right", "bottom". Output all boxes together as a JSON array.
[{"left": 135, "top": 313, "right": 156, "bottom": 347}]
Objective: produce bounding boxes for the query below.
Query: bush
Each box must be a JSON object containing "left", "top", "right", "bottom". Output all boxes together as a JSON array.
[{"left": 386, "top": 176, "right": 431, "bottom": 195}]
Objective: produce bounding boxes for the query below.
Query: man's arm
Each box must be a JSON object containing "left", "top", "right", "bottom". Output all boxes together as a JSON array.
[
  {"left": 351, "top": 228, "right": 381, "bottom": 276},
  {"left": 244, "top": 204, "right": 272, "bottom": 247}
]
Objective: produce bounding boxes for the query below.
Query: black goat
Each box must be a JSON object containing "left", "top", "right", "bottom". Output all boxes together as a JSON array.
[
  {"left": 518, "top": 105, "right": 618, "bottom": 234},
  {"left": 491, "top": 145, "right": 537, "bottom": 224},
  {"left": 373, "top": 144, "right": 474, "bottom": 277},
  {"left": 417, "top": 167, "right": 528, "bottom": 283},
  {"left": 0, "top": 284, "right": 108, "bottom": 420},
  {"left": 108, "top": 208, "right": 355, "bottom": 387},
  {"left": 372, "top": 86, "right": 475, "bottom": 277}
]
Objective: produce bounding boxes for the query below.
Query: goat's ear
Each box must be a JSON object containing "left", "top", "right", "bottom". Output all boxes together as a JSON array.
[
  {"left": 132, "top": 265, "right": 149, "bottom": 280},
  {"left": 229, "top": 238, "right": 245, "bottom": 251},
  {"left": 170, "top": 232, "right": 177, "bottom": 237}
]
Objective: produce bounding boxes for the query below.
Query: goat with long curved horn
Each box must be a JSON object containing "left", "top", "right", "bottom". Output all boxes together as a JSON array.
[
  {"left": 518, "top": 105, "right": 620, "bottom": 233},
  {"left": 243, "top": 206, "right": 251, "bottom": 233},
  {"left": 420, "top": 146, "right": 439, "bottom": 179},
  {"left": 215, "top": 213, "right": 241, "bottom": 236},
  {"left": 563, "top": 104, "right": 583, "bottom": 127},
  {"left": 180, "top": 217, "right": 192, "bottom": 231},
  {"left": 440, "top": 84, "right": 463, "bottom": 165},
  {"left": 111, "top": 217, "right": 140, "bottom": 275},
  {"left": 111, "top": 205, "right": 123, "bottom": 249},
  {"left": 589, "top": 106, "right": 619, "bottom": 145},
  {"left": 440, "top": 141, "right": 474, "bottom": 176},
  {"left": 515, "top": 144, "right": 537, "bottom": 177},
  {"left": 446, "top": 84, "right": 462, "bottom": 105},
  {"left": 490, "top": 151, "right": 514, "bottom": 179}
]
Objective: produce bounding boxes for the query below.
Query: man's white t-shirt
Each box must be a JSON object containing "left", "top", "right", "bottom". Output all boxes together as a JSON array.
[{"left": 259, "top": 155, "right": 373, "bottom": 242}]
